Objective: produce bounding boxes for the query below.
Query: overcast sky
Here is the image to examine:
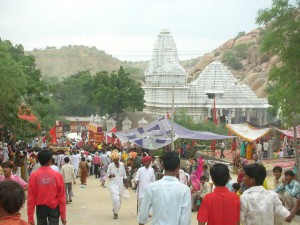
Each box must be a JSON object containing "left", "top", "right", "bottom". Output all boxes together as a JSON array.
[{"left": 0, "top": 0, "right": 273, "bottom": 61}]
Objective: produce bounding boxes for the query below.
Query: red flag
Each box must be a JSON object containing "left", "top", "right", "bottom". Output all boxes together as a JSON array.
[
  {"left": 110, "top": 127, "right": 117, "bottom": 144},
  {"left": 49, "top": 126, "right": 57, "bottom": 144},
  {"left": 110, "top": 127, "right": 117, "bottom": 132},
  {"left": 213, "top": 96, "right": 218, "bottom": 126}
]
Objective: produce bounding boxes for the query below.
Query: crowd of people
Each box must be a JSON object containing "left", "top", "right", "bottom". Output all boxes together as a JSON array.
[{"left": 0, "top": 138, "right": 300, "bottom": 225}]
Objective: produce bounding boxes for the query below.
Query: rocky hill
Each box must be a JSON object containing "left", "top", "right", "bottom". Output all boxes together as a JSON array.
[
  {"left": 26, "top": 45, "right": 147, "bottom": 82},
  {"left": 188, "top": 28, "right": 278, "bottom": 98},
  {"left": 27, "top": 30, "right": 274, "bottom": 98}
]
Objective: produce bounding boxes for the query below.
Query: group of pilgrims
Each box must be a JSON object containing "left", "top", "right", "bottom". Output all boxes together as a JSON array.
[{"left": 0, "top": 140, "right": 300, "bottom": 225}]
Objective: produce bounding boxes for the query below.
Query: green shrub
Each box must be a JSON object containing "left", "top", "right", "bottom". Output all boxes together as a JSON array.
[
  {"left": 233, "top": 44, "right": 248, "bottom": 59},
  {"left": 223, "top": 51, "right": 243, "bottom": 70},
  {"left": 235, "top": 31, "right": 246, "bottom": 40}
]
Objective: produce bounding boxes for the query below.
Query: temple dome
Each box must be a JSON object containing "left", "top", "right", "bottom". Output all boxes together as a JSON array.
[{"left": 145, "top": 29, "right": 186, "bottom": 77}]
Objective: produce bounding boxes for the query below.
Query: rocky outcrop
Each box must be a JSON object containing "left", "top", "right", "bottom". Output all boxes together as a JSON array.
[{"left": 189, "top": 28, "right": 278, "bottom": 98}]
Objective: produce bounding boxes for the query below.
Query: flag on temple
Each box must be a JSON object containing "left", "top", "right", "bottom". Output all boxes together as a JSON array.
[
  {"left": 49, "top": 126, "right": 57, "bottom": 144},
  {"left": 213, "top": 96, "right": 218, "bottom": 126}
]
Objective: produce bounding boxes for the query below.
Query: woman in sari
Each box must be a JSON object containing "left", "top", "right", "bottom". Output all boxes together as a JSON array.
[
  {"left": 240, "top": 141, "right": 246, "bottom": 158},
  {"left": 196, "top": 156, "right": 204, "bottom": 180},
  {"left": 79, "top": 157, "right": 89, "bottom": 185},
  {"left": 245, "top": 142, "right": 253, "bottom": 160}
]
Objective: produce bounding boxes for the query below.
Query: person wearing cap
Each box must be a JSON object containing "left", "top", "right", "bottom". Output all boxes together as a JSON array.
[
  {"left": 0, "top": 161, "right": 27, "bottom": 191},
  {"left": 107, "top": 151, "right": 128, "bottom": 219},
  {"left": 274, "top": 170, "right": 300, "bottom": 210},
  {"left": 135, "top": 156, "right": 156, "bottom": 211}
]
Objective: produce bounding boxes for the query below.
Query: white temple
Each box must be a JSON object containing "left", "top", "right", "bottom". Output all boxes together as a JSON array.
[{"left": 143, "top": 29, "right": 270, "bottom": 124}]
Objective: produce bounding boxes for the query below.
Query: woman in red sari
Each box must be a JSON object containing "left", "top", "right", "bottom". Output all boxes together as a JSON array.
[{"left": 79, "top": 157, "right": 89, "bottom": 185}]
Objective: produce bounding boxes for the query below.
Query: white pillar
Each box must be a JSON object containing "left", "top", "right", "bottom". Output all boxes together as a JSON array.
[
  {"left": 247, "top": 109, "right": 251, "bottom": 122},
  {"left": 228, "top": 109, "right": 232, "bottom": 124},
  {"left": 258, "top": 108, "right": 263, "bottom": 125},
  {"left": 264, "top": 108, "right": 268, "bottom": 124}
]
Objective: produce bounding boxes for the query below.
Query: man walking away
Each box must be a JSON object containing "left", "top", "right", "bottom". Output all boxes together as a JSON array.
[
  {"left": 27, "top": 150, "right": 66, "bottom": 225},
  {"left": 61, "top": 157, "right": 76, "bottom": 204},
  {"left": 70, "top": 152, "right": 80, "bottom": 177},
  {"left": 92, "top": 152, "right": 101, "bottom": 178},
  {"left": 138, "top": 151, "right": 191, "bottom": 225},
  {"left": 220, "top": 141, "right": 225, "bottom": 159}
]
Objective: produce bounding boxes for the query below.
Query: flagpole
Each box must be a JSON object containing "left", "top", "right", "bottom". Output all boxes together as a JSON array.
[{"left": 171, "top": 85, "right": 175, "bottom": 151}]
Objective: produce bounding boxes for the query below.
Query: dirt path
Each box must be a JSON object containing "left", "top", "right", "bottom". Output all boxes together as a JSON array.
[
  {"left": 20, "top": 168, "right": 299, "bottom": 224},
  {"left": 20, "top": 176, "right": 199, "bottom": 225}
]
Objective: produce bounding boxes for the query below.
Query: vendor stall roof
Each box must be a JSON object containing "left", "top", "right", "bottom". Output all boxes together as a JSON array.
[
  {"left": 114, "top": 117, "right": 233, "bottom": 150},
  {"left": 226, "top": 123, "right": 271, "bottom": 142},
  {"left": 274, "top": 125, "right": 300, "bottom": 138}
]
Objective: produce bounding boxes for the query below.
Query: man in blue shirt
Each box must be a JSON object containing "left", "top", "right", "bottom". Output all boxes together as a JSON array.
[{"left": 275, "top": 170, "right": 300, "bottom": 210}]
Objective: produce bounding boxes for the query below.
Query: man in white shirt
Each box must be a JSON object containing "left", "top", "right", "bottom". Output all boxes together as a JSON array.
[
  {"left": 263, "top": 139, "right": 269, "bottom": 158},
  {"left": 60, "top": 157, "right": 76, "bottom": 203},
  {"left": 138, "top": 152, "right": 191, "bottom": 225},
  {"left": 256, "top": 141, "right": 262, "bottom": 162},
  {"left": 56, "top": 152, "right": 64, "bottom": 170},
  {"left": 107, "top": 152, "right": 128, "bottom": 219},
  {"left": 136, "top": 156, "right": 156, "bottom": 210},
  {"left": 241, "top": 163, "right": 299, "bottom": 225},
  {"left": 50, "top": 158, "right": 59, "bottom": 172},
  {"left": 70, "top": 152, "right": 80, "bottom": 177}
]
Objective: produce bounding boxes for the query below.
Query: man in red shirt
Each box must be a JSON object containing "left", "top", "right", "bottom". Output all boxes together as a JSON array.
[
  {"left": 92, "top": 152, "right": 101, "bottom": 178},
  {"left": 27, "top": 150, "right": 66, "bottom": 225},
  {"left": 197, "top": 163, "right": 240, "bottom": 225}
]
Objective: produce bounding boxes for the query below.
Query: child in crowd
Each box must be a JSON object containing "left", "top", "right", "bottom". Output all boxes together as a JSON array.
[
  {"left": 191, "top": 175, "right": 210, "bottom": 212},
  {"left": 0, "top": 180, "right": 29, "bottom": 225},
  {"left": 202, "top": 164, "right": 210, "bottom": 182},
  {"left": 274, "top": 170, "right": 300, "bottom": 210},
  {"left": 226, "top": 176, "right": 234, "bottom": 192},
  {"left": 273, "top": 166, "right": 284, "bottom": 202},
  {"left": 232, "top": 183, "right": 241, "bottom": 197},
  {"left": 99, "top": 165, "right": 107, "bottom": 188},
  {"left": 197, "top": 163, "right": 240, "bottom": 225},
  {"left": 273, "top": 166, "right": 283, "bottom": 188},
  {"left": 241, "top": 164, "right": 300, "bottom": 224}
]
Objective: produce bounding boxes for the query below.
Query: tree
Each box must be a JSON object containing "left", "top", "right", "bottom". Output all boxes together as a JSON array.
[
  {"left": 256, "top": 0, "right": 300, "bottom": 179},
  {"left": 174, "top": 108, "right": 228, "bottom": 146},
  {"left": 256, "top": 0, "right": 300, "bottom": 122},
  {"left": 0, "top": 39, "right": 49, "bottom": 140},
  {"left": 52, "top": 71, "right": 97, "bottom": 116},
  {"left": 92, "top": 66, "right": 145, "bottom": 118}
]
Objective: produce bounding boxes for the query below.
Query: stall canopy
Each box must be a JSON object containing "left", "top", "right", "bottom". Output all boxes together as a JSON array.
[
  {"left": 274, "top": 125, "right": 300, "bottom": 138},
  {"left": 226, "top": 123, "right": 271, "bottom": 142},
  {"left": 114, "top": 117, "right": 233, "bottom": 150}
]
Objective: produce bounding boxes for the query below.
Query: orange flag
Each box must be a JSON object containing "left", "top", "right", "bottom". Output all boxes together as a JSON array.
[{"left": 49, "top": 126, "right": 57, "bottom": 144}]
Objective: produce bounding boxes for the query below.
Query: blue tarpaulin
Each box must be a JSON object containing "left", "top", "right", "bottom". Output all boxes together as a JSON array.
[{"left": 114, "top": 117, "right": 233, "bottom": 149}]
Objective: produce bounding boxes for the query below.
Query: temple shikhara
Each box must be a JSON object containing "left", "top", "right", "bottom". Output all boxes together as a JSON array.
[{"left": 143, "top": 29, "right": 269, "bottom": 124}]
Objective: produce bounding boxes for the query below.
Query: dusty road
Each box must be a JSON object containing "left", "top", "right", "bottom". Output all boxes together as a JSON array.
[
  {"left": 20, "top": 176, "right": 199, "bottom": 225},
  {"left": 19, "top": 162, "right": 299, "bottom": 225}
]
